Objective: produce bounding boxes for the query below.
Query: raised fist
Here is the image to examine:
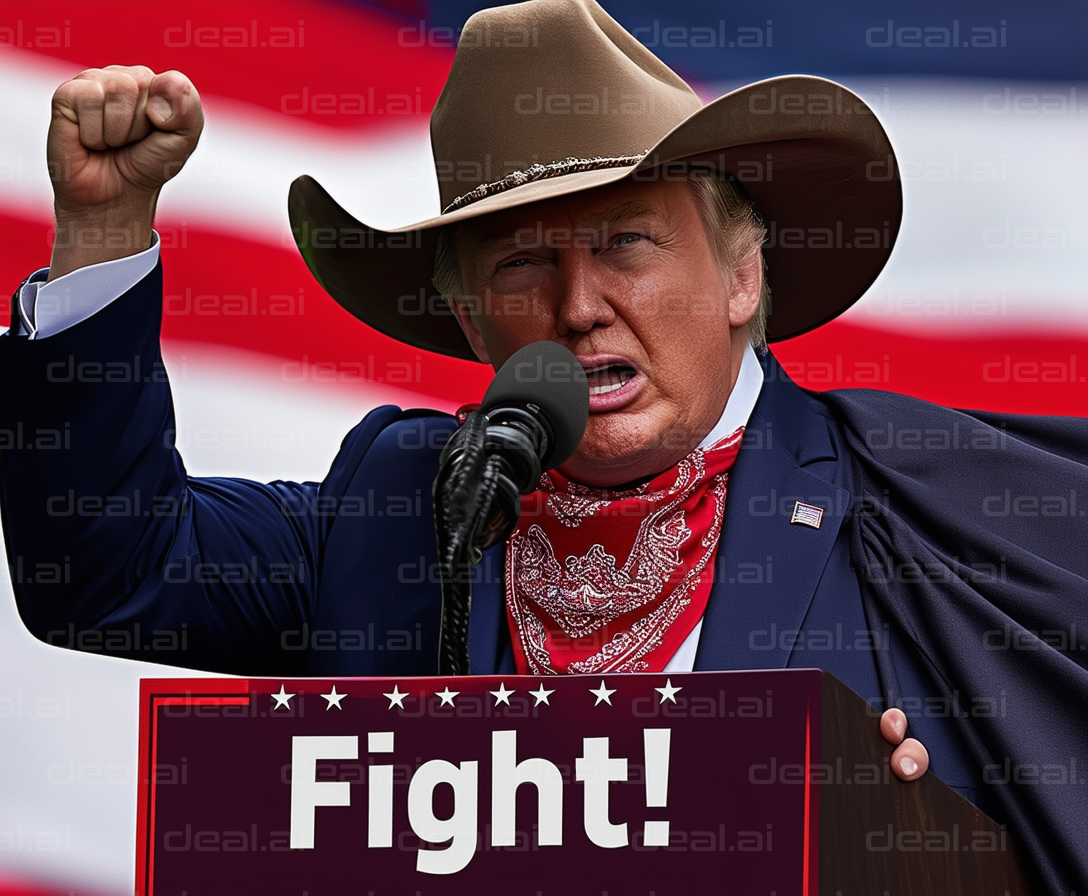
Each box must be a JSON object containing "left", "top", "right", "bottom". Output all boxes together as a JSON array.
[
  {"left": 48, "top": 65, "right": 203, "bottom": 213},
  {"left": 46, "top": 66, "right": 203, "bottom": 278}
]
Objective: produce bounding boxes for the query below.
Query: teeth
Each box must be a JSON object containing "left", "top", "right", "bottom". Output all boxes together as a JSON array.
[{"left": 584, "top": 362, "right": 636, "bottom": 398}]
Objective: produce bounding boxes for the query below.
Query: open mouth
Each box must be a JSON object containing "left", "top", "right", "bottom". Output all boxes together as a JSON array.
[{"left": 583, "top": 361, "right": 638, "bottom": 397}]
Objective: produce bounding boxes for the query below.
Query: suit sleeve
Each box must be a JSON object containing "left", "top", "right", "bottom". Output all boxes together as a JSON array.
[{"left": 0, "top": 263, "right": 399, "bottom": 675}]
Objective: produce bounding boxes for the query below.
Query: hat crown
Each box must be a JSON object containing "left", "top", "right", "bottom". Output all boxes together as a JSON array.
[
  {"left": 430, "top": 0, "right": 703, "bottom": 211},
  {"left": 290, "top": 2, "right": 901, "bottom": 357}
]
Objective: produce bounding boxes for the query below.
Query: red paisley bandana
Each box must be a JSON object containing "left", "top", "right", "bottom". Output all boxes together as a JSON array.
[{"left": 505, "top": 428, "right": 744, "bottom": 674}]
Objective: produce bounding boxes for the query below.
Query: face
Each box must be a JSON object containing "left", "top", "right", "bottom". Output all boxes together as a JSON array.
[{"left": 450, "top": 178, "right": 761, "bottom": 487}]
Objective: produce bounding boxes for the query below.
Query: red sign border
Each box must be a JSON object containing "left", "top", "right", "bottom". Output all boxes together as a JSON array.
[
  {"left": 135, "top": 674, "right": 822, "bottom": 896},
  {"left": 136, "top": 678, "right": 252, "bottom": 896}
]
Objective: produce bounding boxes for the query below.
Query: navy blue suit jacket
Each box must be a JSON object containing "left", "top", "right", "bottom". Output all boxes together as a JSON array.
[{"left": 3, "top": 263, "right": 1084, "bottom": 891}]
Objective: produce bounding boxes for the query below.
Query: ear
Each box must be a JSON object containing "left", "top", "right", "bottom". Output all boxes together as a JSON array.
[
  {"left": 727, "top": 250, "right": 763, "bottom": 329},
  {"left": 448, "top": 296, "right": 493, "bottom": 364}
]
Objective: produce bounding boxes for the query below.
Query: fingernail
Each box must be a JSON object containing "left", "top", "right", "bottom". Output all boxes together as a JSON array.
[
  {"left": 900, "top": 757, "right": 918, "bottom": 777},
  {"left": 149, "top": 95, "right": 172, "bottom": 121}
]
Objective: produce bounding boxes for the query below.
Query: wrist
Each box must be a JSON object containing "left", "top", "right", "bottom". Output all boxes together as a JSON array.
[{"left": 48, "top": 200, "right": 157, "bottom": 281}]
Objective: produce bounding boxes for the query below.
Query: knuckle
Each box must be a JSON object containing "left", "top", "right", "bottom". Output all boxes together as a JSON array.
[
  {"left": 106, "top": 71, "right": 139, "bottom": 94},
  {"left": 160, "top": 70, "right": 197, "bottom": 95}
]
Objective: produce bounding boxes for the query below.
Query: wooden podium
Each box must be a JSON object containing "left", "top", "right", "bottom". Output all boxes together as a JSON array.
[
  {"left": 135, "top": 669, "right": 1037, "bottom": 895},
  {"left": 816, "top": 672, "right": 1035, "bottom": 895}
]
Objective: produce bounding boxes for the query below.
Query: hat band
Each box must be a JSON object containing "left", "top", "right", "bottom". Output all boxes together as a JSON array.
[{"left": 441, "top": 153, "right": 648, "bottom": 214}]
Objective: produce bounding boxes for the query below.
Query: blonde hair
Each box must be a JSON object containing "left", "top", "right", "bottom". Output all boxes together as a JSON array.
[{"left": 686, "top": 171, "right": 769, "bottom": 349}]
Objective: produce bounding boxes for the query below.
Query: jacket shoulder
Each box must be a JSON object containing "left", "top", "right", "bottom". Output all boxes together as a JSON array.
[{"left": 322, "top": 406, "right": 457, "bottom": 496}]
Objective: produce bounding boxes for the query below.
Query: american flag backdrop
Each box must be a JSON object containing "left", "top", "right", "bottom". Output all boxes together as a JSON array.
[{"left": 0, "top": 1, "right": 1085, "bottom": 891}]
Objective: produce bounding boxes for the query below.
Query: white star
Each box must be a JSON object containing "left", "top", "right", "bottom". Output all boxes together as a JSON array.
[
  {"left": 654, "top": 679, "right": 683, "bottom": 704},
  {"left": 271, "top": 685, "right": 295, "bottom": 711},
  {"left": 529, "top": 683, "right": 555, "bottom": 706},
  {"left": 489, "top": 682, "right": 515, "bottom": 706},
  {"left": 383, "top": 685, "right": 408, "bottom": 710},
  {"left": 321, "top": 685, "right": 346, "bottom": 710},
  {"left": 435, "top": 686, "right": 460, "bottom": 707},
  {"left": 590, "top": 680, "right": 617, "bottom": 706}
]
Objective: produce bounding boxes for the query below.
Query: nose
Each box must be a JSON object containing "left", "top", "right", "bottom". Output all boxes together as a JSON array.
[{"left": 554, "top": 252, "right": 616, "bottom": 336}]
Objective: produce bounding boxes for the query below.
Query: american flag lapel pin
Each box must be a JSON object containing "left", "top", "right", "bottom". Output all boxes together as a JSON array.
[{"left": 790, "top": 501, "right": 824, "bottom": 529}]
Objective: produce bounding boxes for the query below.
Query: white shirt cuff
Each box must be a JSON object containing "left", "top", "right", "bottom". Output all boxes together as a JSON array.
[{"left": 16, "top": 232, "right": 161, "bottom": 339}]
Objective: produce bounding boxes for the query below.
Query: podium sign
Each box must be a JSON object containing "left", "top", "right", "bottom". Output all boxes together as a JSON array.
[
  {"left": 137, "top": 669, "right": 1035, "bottom": 895},
  {"left": 137, "top": 670, "right": 823, "bottom": 895}
]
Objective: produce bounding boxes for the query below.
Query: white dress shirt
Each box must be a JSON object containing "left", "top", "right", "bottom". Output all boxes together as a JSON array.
[{"left": 665, "top": 344, "right": 763, "bottom": 672}]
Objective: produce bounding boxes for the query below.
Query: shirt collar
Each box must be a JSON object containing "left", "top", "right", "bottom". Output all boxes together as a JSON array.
[{"left": 698, "top": 343, "right": 764, "bottom": 449}]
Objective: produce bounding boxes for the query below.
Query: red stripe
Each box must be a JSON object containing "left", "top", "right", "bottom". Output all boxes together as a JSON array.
[
  {"left": 773, "top": 323, "right": 1088, "bottom": 417},
  {"left": 802, "top": 705, "right": 812, "bottom": 895},
  {"left": 147, "top": 696, "right": 162, "bottom": 894},
  {"left": 0, "top": 880, "right": 111, "bottom": 896},
  {"left": 135, "top": 682, "right": 152, "bottom": 896},
  {"left": 2, "top": 210, "right": 1084, "bottom": 415},
  {"left": 153, "top": 695, "right": 250, "bottom": 706},
  {"left": 0, "top": 0, "right": 453, "bottom": 133},
  {"left": 1, "top": 211, "right": 494, "bottom": 407}
]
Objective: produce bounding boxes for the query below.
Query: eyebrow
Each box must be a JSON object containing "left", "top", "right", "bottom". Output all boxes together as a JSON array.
[
  {"left": 470, "top": 199, "right": 664, "bottom": 257},
  {"left": 581, "top": 199, "right": 660, "bottom": 230}
]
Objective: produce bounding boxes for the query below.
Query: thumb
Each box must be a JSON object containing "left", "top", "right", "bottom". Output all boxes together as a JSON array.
[
  {"left": 147, "top": 94, "right": 174, "bottom": 128},
  {"left": 118, "top": 71, "right": 203, "bottom": 190},
  {"left": 146, "top": 70, "right": 203, "bottom": 143}
]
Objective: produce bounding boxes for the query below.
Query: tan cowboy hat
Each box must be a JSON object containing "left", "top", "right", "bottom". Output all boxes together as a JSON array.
[{"left": 288, "top": 0, "right": 901, "bottom": 360}]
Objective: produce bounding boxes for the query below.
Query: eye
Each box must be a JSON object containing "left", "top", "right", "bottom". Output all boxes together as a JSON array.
[
  {"left": 607, "top": 232, "right": 645, "bottom": 249},
  {"left": 489, "top": 253, "right": 550, "bottom": 284},
  {"left": 499, "top": 257, "right": 533, "bottom": 269}
]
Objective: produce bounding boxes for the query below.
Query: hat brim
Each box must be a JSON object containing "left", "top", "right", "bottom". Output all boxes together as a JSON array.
[{"left": 288, "top": 75, "right": 901, "bottom": 360}]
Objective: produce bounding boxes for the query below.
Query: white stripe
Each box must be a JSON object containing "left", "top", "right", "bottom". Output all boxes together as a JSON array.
[
  {"left": 0, "top": 48, "right": 440, "bottom": 242},
  {"left": 4, "top": 51, "right": 1084, "bottom": 331}
]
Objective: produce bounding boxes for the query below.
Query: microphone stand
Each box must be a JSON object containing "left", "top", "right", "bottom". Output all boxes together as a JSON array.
[
  {"left": 430, "top": 340, "right": 588, "bottom": 677},
  {"left": 432, "top": 409, "right": 539, "bottom": 676},
  {"left": 433, "top": 411, "right": 488, "bottom": 676}
]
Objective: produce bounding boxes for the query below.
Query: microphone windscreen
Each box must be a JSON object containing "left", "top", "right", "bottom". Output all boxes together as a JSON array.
[{"left": 479, "top": 341, "right": 589, "bottom": 469}]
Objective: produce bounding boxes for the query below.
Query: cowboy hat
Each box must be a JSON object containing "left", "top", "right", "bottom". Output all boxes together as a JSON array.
[{"left": 288, "top": 0, "right": 901, "bottom": 360}]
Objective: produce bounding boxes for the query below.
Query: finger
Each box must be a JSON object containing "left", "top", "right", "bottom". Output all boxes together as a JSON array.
[
  {"left": 891, "top": 737, "right": 930, "bottom": 782},
  {"left": 51, "top": 71, "right": 90, "bottom": 126},
  {"left": 879, "top": 708, "right": 908, "bottom": 746},
  {"left": 53, "top": 74, "right": 107, "bottom": 151},
  {"left": 102, "top": 65, "right": 157, "bottom": 144},
  {"left": 97, "top": 70, "right": 145, "bottom": 148}
]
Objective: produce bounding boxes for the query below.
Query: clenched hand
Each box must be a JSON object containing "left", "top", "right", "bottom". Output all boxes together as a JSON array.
[{"left": 47, "top": 65, "right": 203, "bottom": 280}]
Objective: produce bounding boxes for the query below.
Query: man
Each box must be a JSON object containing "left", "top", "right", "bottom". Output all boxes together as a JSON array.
[{"left": 1, "top": 1, "right": 1083, "bottom": 891}]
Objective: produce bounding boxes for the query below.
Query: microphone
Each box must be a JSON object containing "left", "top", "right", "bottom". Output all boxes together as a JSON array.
[
  {"left": 437, "top": 341, "right": 589, "bottom": 552},
  {"left": 433, "top": 342, "right": 588, "bottom": 674}
]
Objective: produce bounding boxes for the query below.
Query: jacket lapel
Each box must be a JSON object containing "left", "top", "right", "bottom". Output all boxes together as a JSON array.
[
  {"left": 695, "top": 354, "right": 852, "bottom": 671},
  {"left": 468, "top": 542, "right": 511, "bottom": 674},
  {"left": 470, "top": 353, "right": 852, "bottom": 676}
]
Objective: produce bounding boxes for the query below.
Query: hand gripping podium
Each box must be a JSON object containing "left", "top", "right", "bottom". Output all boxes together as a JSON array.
[{"left": 136, "top": 669, "right": 1036, "bottom": 895}]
